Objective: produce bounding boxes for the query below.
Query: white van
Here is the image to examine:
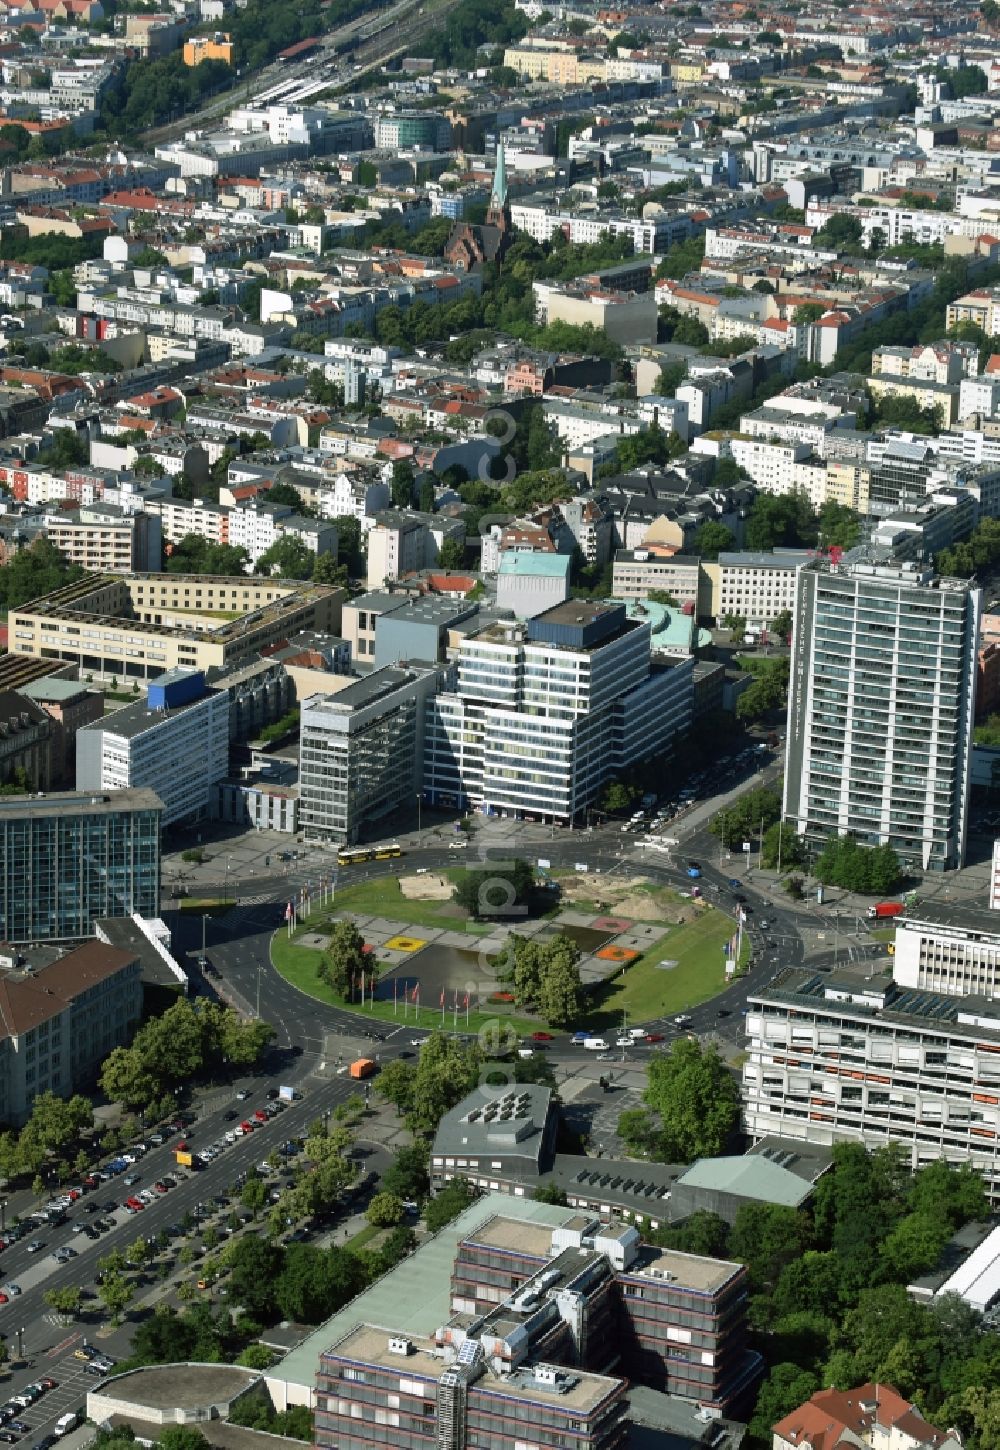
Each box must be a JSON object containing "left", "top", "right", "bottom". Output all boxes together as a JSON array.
[
  {"left": 55, "top": 1413, "right": 79, "bottom": 1437},
  {"left": 583, "top": 1037, "right": 609, "bottom": 1051}
]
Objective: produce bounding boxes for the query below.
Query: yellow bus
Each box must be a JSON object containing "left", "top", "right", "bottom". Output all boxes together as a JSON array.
[
  {"left": 337, "top": 847, "right": 374, "bottom": 867},
  {"left": 374, "top": 843, "right": 403, "bottom": 860}
]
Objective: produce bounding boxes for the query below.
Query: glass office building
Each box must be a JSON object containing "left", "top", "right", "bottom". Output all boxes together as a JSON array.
[{"left": 0, "top": 789, "right": 162, "bottom": 942}]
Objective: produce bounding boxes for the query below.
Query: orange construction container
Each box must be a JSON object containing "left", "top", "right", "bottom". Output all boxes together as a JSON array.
[{"left": 349, "top": 1058, "right": 377, "bottom": 1079}]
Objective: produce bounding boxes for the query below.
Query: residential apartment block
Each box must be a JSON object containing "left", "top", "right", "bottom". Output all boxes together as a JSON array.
[
  {"left": 0, "top": 788, "right": 162, "bottom": 944},
  {"left": 40, "top": 504, "right": 161, "bottom": 574},
  {"left": 424, "top": 602, "right": 693, "bottom": 823},
  {"left": 784, "top": 560, "right": 979, "bottom": 872}
]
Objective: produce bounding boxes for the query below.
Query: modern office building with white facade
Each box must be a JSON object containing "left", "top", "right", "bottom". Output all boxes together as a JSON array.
[
  {"left": 424, "top": 600, "right": 693, "bottom": 822},
  {"left": 76, "top": 669, "right": 229, "bottom": 827},
  {"left": 783, "top": 559, "right": 980, "bottom": 871}
]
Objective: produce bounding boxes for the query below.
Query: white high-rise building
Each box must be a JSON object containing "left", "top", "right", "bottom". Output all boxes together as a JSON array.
[
  {"left": 784, "top": 559, "right": 980, "bottom": 872},
  {"left": 424, "top": 601, "right": 693, "bottom": 823}
]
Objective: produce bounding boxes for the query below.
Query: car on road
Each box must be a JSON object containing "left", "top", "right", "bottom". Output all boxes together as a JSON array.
[
  {"left": 235, "top": 1090, "right": 250, "bottom": 1101},
  {"left": 123, "top": 1174, "right": 140, "bottom": 1187},
  {"left": 728, "top": 878, "right": 741, "bottom": 888},
  {"left": 0, "top": 1430, "right": 18, "bottom": 1442},
  {"left": 614, "top": 1036, "right": 631, "bottom": 1048},
  {"left": 673, "top": 1014, "right": 692, "bottom": 1026},
  {"left": 1, "top": 1287, "right": 18, "bottom": 1298},
  {"left": 223, "top": 1110, "right": 238, "bottom": 1121},
  {"left": 531, "top": 1031, "right": 554, "bottom": 1042},
  {"left": 25, "top": 1242, "right": 42, "bottom": 1254},
  {"left": 643, "top": 1032, "right": 665, "bottom": 1043},
  {"left": 716, "top": 1008, "right": 731, "bottom": 1018}
]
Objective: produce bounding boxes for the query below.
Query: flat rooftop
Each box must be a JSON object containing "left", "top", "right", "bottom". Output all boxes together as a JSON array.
[
  {"left": 626, "top": 1246, "right": 741, "bottom": 1295},
  {"left": 466, "top": 1215, "right": 555, "bottom": 1259},
  {"left": 326, "top": 1324, "right": 441, "bottom": 1381},
  {"left": 97, "top": 689, "right": 218, "bottom": 740},
  {"left": 478, "top": 1361, "right": 620, "bottom": 1414},
  {"left": 0, "top": 787, "right": 163, "bottom": 819},
  {"left": 304, "top": 665, "right": 434, "bottom": 714},
  {"left": 269, "top": 1193, "right": 580, "bottom": 1394}
]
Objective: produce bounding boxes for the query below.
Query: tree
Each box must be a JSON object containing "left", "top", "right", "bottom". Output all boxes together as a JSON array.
[
  {"left": 770, "top": 608, "right": 793, "bottom": 643},
  {"left": 159, "top": 1429, "right": 211, "bottom": 1450},
  {"left": 98, "top": 1270, "right": 135, "bottom": 1325},
  {"left": 419, "top": 480, "right": 436, "bottom": 513},
  {"left": 816, "top": 213, "right": 863, "bottom": 248},
  {"left": 814, "top": 835, "right": 902, "bottom": 894},
  {"left": 227, "top": 1236, "right": 283, "bottom": 1320},
  {"left": 237, "top": 1344, "right": 274, "bottom": 1370},
  {"left": 793, "top": 302, "right": 825, "bottom": 325},
  {"left": 692, "top": 521, "right": 736, "bottom": 560},
  {"left": 404, "top": 1034, "right": 484, "bottom": 1137},
  {"left": 44, "top": 1286, "right": 82, "bottom": 1316},
  {"left": 730, "top": 1204, "right": 813, "bottom": 1294},
  {"left": 746, "top": 491, "right": 817, "bottom": 551},
  {"left": 266, "top": 482, "right": 307, "bottom": 512},
  {"left": 599, "top": 779, "right": 639, "bottom": 814},
  {"left": 241, "top": 1178, "right": 267, "bottom": 1215},
  {"left": 0, "top": 536, "right": 84, "bottom": 612},
  {"left": 320, "top": 919, "right": 369, "bottom": 1000},
  {"left": 424, "top": 1177, "right": 476, "bottom": 1232},
  {"left": 761, "top": 820, "right": 804, "bottom": 870},
  {"left": 99, "top": 1045, "right": 160, "bottom": 1112},
  {"left": 817, "top": 501, "right": 861, "bottom": 550},
  {"left": 652, "top": 1210, "right": 729, "bottom": 1258},
  {"left": 640, "top": 1039, "right": 741, "bottom": 1161},
  {"left": 367, "top": 1191, "right": 405, "bottom": 1227},
  {"left": 254, "top": 535, "right": 314, "bottom": 580},
  {"left": 391, "top": 459, "right": 415, "bottom": 508},
  {"left": 532, "top": 1183, "right": 568, "bottom": 1205},
  {"left": 723, "top": 613, "right": 746, "bottom": 644},
  {"left": 537, "top": 939, "right": 583, "bottom": 1027},
  {"left": 381, "top": 1143, "right": 429, "bottom": 1202},
  {"left": 437, "top": 537, "right": 466, "bottom": 570},
  {"left": 453, "top": 860, "right": 534, "bottom": 919},
  {"left": 275, "top": 1244, "right": 366, "bottom": 1324},
  {"left": 749, "top": 1363, "right": 819, "bottom": 1444}
]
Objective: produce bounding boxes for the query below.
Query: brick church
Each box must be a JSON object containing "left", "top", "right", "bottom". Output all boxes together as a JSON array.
[{"left": 444, "top": 142, "right": 514, "bottom": 272}]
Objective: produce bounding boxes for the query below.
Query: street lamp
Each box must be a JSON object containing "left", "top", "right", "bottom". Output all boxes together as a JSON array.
[
  {"left": 0, "top": 1199, "right": 6, "bottom": 1232},
  {"left": 16, "top": 1327, "right": 23, "bottom": 1361},
  {"left": 416, "top": 794, "right": 422, "bottom": 835}
]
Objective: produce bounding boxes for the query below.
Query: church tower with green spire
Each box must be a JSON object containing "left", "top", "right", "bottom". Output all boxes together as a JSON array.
[{"left": 485, "top": 139, "right": 512, "bottom": 235}]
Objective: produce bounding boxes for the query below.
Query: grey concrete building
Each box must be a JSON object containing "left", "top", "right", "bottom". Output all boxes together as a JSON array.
[{"left": 299, "top": 665, "right": 444, "bottom": 844}]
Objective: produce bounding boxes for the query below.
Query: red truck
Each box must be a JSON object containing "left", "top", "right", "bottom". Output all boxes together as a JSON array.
[{"left": 867, "top": 902, "right": 904, "bottom": 920}]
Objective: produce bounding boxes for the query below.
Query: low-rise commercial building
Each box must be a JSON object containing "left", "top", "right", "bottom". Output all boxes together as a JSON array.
[{"left": 9, "top": 573, "right": 343, "bottom": 683}]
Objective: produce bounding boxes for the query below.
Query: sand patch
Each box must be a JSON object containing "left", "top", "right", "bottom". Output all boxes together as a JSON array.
[
  {"left": 398, "top": 873, "right": 452, "bottom": 900},
  {"left": 556, "top": 874, "right": 696, "bottom": 925}
]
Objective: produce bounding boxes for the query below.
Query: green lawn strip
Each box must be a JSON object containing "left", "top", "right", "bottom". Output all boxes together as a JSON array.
[
  {"left": 346, "top": 1223, "right": 381, "bottom": 1251},
  {"left": 582, "top": 907, "right": 735, "bottom": 1028},
  {"left": 322, "top": 872, "right": 465, "bottom": 931},
  {"left": 270, "top": 928, "right": 536, "bottom": 1038}
]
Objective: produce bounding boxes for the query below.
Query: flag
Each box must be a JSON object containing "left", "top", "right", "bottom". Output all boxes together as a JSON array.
[
  {"left": 285, "top": 902, "right": 292, "bottom": 921},
  {"left": 464, "top": 992, "right": 470, "bottom": 1008},
  {"left": 411, "top": 983, "right": 418, "bottom": 1002},
  {"left": 440, "top": 990, "right": 445, "bottom": 1008}
]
